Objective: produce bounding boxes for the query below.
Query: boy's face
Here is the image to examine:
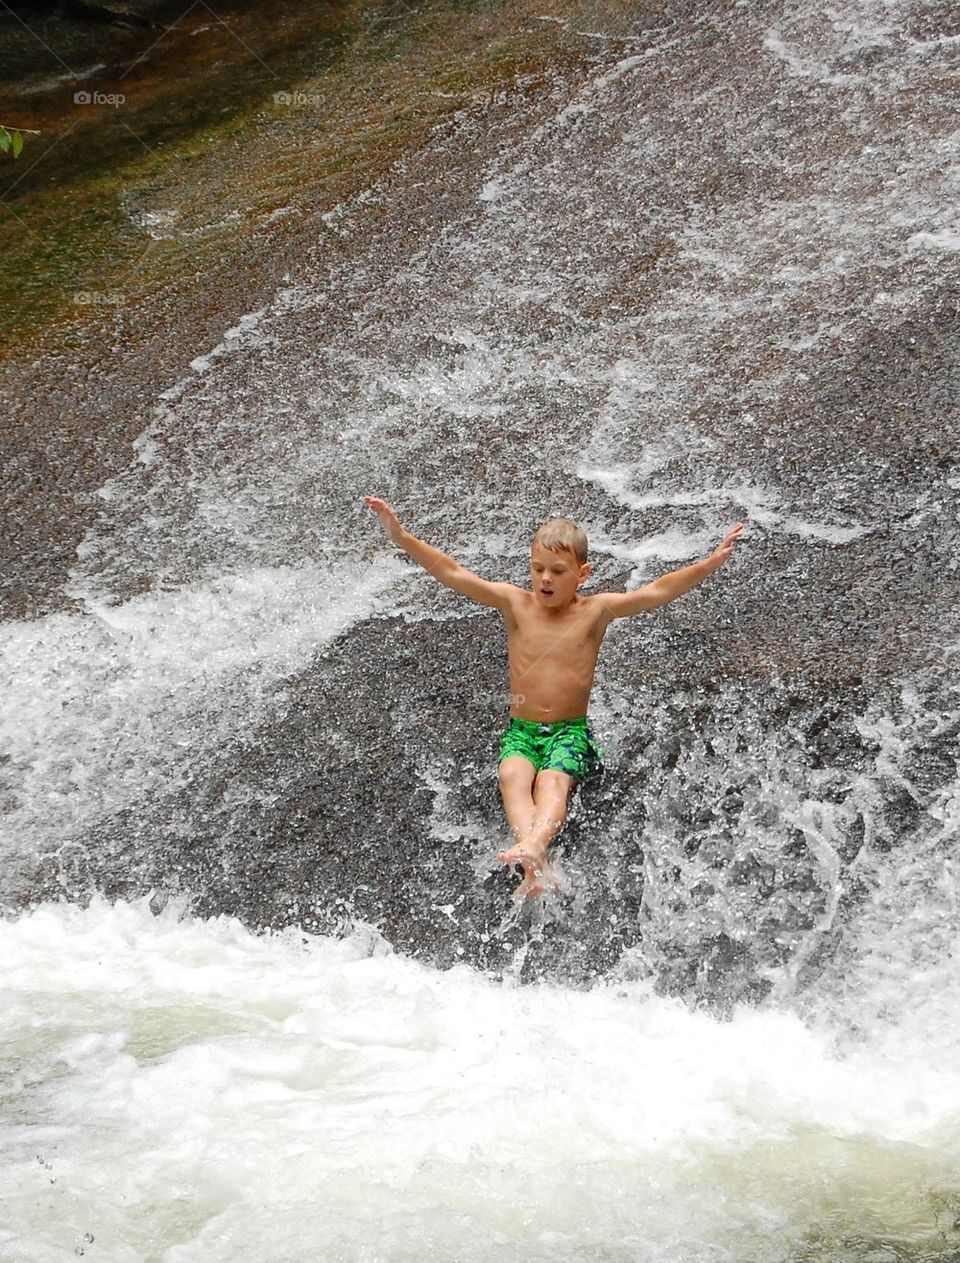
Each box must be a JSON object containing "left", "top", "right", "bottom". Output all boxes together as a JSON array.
[{"left": 530, "top": 542, "right": 590, "bottom": 608}]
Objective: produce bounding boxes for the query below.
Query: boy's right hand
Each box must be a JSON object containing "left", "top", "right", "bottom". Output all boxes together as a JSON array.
[{"left": 363, "top": 496, "right": 404, "bottom": 543}]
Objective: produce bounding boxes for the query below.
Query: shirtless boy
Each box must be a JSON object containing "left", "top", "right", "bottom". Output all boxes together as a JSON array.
[{"left": 364, "top": 497, "right": 743, "bottom": 899}]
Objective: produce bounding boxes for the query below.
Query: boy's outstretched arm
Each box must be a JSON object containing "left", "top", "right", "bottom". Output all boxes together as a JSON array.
[
  {"left": 364, "top": 496, "right": 516, "bottom": 611},
  {"left": 599, "top": 523, "right": 744, "bottom": 622}
]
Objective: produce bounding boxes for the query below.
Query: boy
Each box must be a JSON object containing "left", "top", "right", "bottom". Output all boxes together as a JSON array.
[{"left": 364, "top": 496, "right": 744, "bottom": 899}]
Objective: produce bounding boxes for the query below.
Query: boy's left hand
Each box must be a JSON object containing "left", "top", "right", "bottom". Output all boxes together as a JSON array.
[
  {"left": 363, "top": 496, "right": 404, "bottom": 543},
  {"left": 711, "top": 522, "right": 745, "bottom": 567}
]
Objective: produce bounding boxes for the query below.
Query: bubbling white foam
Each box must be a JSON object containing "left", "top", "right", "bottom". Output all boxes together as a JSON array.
[
  {"left": 1, "top": 900, "right": 958, "bottom": 1263},
  {"left": 0, "top": 564, "right": 404, "bottom": 855}
]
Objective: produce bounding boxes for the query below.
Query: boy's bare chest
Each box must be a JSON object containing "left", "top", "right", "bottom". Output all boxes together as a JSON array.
[{"left": 508, "top": 607, "right": 602, "bottom": 662}]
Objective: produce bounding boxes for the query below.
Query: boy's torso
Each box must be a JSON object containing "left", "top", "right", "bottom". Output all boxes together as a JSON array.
[{"left": 500, "top": 590, "right": 609, "bottom": 722}]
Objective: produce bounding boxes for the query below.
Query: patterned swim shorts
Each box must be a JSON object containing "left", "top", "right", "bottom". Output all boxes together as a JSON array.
[{"left": 498, "top": 716, "right": 603, "bottom": 783}]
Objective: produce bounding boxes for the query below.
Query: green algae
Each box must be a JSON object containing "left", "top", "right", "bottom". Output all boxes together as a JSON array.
[
  {"left": 0, "top": 0, "right": 639, "bottom": 349},
  {"left": 781, "top": 1178, "right": 960, "bottom": 1262}
]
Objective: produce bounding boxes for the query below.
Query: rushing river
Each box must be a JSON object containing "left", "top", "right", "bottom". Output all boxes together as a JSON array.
[
  {"left": 1, "top": 897, "right": 958, "bottom": 1263},
  {"left": 2, "top": 0, "right": 959, "bottom": 1258}
]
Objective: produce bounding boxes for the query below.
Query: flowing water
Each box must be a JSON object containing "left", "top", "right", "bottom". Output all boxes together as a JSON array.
[
  {"left": 2, "top": 0, "right": 960, "bottom": 1258},
  {"left": 2, "top": 898, "right": 958, "bottom": 1263}
]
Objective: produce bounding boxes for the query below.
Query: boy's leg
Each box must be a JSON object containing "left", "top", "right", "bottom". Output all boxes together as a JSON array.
[
  {"left": 522, "top": 770, "right": 574, "bottom": 895},
  {"left": 531, "top": 769, "right": 575, "bottom": 846},
  {"left": 498, "top": 755, "right": 552, "bottom": 896},
  {"left": 497, "top": 764, "right": 573, "bottom": 897},
  {"left": 497, "top": 755, "right": 537, "bottom": 844}
]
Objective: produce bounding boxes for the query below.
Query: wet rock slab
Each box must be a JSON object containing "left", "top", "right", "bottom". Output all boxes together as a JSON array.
[
  {"left": 7, "top": 600, "right": 955, "bottom": 1008},
  {"left": 2, "top": 0, "right": 960, "bottom": 1013}
]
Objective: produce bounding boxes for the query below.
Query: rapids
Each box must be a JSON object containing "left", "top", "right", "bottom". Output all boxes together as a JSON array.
[{"left": 1, "top": 899, "right": 958, "bottom": 1262}]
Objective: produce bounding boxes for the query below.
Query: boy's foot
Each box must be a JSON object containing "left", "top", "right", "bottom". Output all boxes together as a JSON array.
[
  {"left": 513, "top": 867, "right": 561, "bottom": 900},
  {"left": 496, "top": 842, "right": 561, "bottom": 900}
]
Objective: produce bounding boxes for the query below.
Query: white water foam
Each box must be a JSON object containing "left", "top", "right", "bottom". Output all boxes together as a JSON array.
[
  {"left": 577, "top": 465, "right": 871, "bottom": 575},
  {"left": 0, "top": 899, "right": 958, "bottom": 1263},
  {"left": 0, "top": 563, "right": 404, "bottom": 852}
]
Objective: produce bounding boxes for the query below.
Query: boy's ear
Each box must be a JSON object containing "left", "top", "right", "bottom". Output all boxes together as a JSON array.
[{"left": 578, "top": 561, "right": 592, "bottom": 585}]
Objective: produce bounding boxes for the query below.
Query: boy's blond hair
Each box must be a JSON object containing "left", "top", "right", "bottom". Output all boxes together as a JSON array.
[{"left": 532, "top": 518, "right": 588, "bottom": 564}]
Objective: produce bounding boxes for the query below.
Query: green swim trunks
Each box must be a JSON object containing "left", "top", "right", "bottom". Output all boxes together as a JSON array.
[{"left": 498, "top": 716, "right": 603, "bottom": 783}]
